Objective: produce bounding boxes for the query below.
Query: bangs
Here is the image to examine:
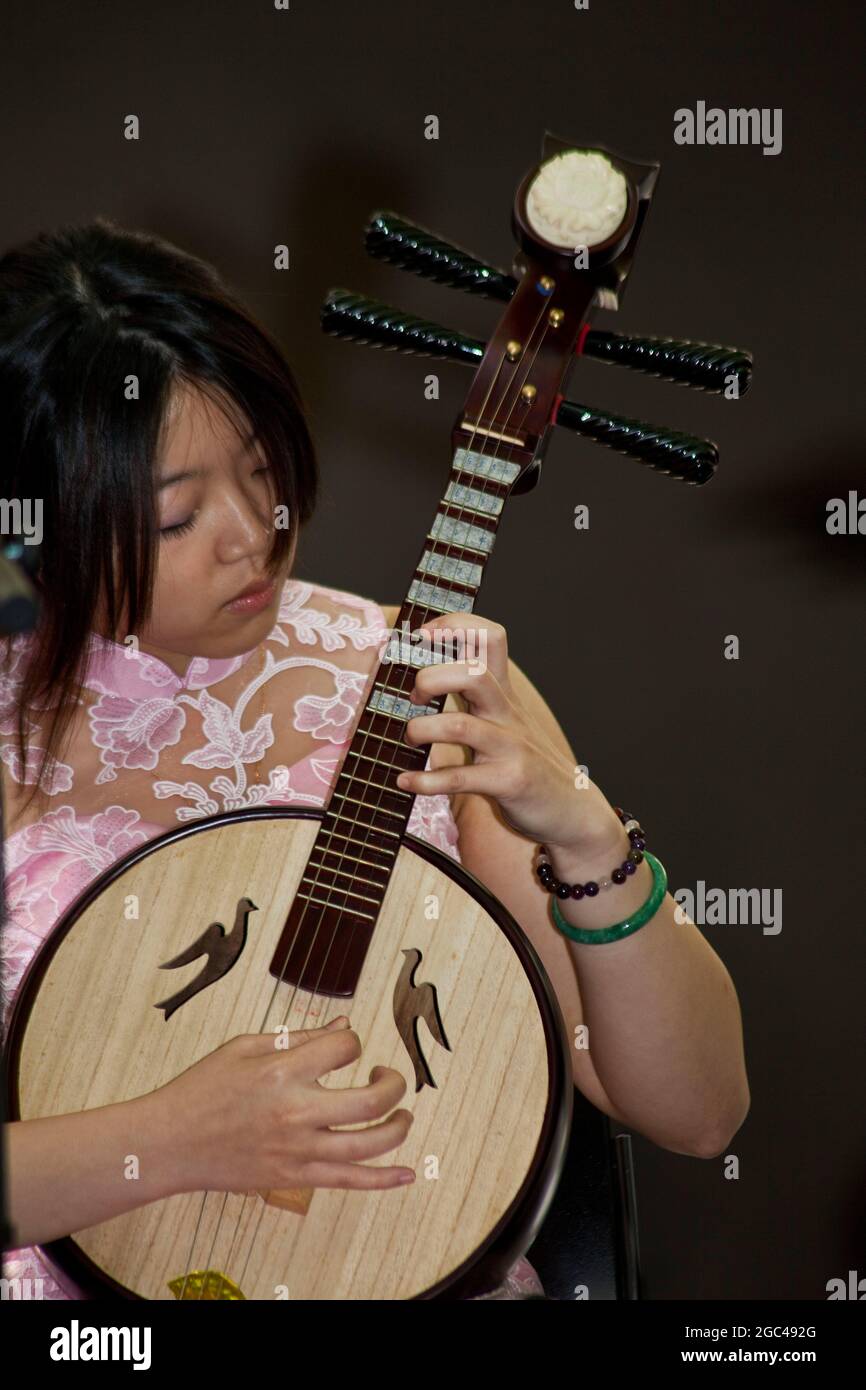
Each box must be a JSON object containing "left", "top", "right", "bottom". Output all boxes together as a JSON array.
[{"left": 0, "top": 215, "right": 319, "bottom": 809}]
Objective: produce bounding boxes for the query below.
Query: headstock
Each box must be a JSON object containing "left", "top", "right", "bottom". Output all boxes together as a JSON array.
[{"left": 322, "top": 132, "right": 752, "bottom": 489}]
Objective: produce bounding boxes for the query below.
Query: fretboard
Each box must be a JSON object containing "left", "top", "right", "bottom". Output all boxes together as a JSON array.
[{"left": 269, "top": 442, "right": 524, "bottom": 994}]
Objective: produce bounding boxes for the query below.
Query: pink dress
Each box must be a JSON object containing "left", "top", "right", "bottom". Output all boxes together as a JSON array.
[{"left": 1, "top": 575, "right": 544, "bottom": 1301}]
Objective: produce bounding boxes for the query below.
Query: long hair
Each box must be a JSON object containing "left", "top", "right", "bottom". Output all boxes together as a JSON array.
[{"left": 0, "top": 216, "right": 318, "bottom": 813}]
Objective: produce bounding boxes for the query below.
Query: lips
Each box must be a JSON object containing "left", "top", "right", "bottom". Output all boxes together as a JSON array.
[{"left": 225, "top": 576, "right": 273, "bottom": 605}]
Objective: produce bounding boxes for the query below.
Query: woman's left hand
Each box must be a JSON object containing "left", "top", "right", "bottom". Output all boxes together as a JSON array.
[{"left": 394, "top": 613, "right": 621, "bottom": 857}]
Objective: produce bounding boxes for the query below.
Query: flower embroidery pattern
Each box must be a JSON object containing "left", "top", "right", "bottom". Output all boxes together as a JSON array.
[
  {"left": 271, "top": 580, "right": 389, "bottom": 655},
  {"left": 0, "top": 741, "right": 74, "bottom": 793},
  {"left": 89, "top": 694, "right": 187, "bottom": 784},
  {"left": 293, "top": 668, "right": 369, "bottom": 742}
]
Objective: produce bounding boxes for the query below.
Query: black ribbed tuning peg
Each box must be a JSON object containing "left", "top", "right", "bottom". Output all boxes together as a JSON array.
[
  {"left": 364, "top": 211, "right": 751, "bottom": 397},
  {"left": 321, "top": 289, "right": 716, "bottom": 484}
]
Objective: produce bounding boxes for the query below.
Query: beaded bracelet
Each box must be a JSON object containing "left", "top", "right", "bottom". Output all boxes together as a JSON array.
[
  {"left": 535, "top": 806, "right": 647, "bottom": 900},
  {"left": 536, "top": 807, "right": 667, "bottom": 945}
]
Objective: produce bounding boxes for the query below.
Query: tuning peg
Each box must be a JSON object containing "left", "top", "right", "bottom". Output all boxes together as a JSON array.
[
  {"left": 365, "top": 210, "right": 515, "bottom": 301},
  {"left": 554, "top": 401, "right": 716, "bottom": 484},
  {"left": 321, "top": 288, "right": 483, "bottom": 364},
  {"left": 364, "top": 211, "right": 751, "bottom": 397},
  {"left": 322, "top": 289, "right": 716, "bottom": 484}
]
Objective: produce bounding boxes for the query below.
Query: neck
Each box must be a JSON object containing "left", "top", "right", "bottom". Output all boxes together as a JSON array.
[{"left": 268, "top": 438, "right": 521, "bottom": 994}]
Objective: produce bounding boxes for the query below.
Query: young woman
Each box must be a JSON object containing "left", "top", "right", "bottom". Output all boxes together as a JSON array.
[{"left": 0, "top": 218, "right": 749, "bottom": 1301}]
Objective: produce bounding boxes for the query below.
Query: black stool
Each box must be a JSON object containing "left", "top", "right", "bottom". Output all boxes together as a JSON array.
[{"left": 526, "top": 1086, "right": 642, "bottom": 1300}]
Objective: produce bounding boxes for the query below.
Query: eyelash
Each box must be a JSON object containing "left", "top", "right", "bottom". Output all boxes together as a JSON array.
[
  {"left": 160, "top": 517, "right": 196, "bottom": 539},
  {"left": 159, "top": 467, "right": 271, "bottom": 539}
]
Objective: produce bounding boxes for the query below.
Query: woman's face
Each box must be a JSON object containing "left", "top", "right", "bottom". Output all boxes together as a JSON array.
[{"left": 125, "top": 383, "right": 295, "bottom": 675}]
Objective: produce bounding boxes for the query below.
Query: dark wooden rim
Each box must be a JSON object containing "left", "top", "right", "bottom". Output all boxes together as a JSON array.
[{"left": 7, "top": 804, "right": 572, "bottom": 1301}]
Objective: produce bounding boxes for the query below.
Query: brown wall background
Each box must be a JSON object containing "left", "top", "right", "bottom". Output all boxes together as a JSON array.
[{"left": 2, "top": 0, "right": 863, "bottom": 1298}]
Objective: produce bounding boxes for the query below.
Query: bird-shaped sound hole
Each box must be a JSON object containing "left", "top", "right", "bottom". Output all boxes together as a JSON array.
[
  {"left": 392, "top": 948, "right": 451, "bottom": 1091},
  {"left": 154, "top": 897, "right": 256, "bottom": 1021}
]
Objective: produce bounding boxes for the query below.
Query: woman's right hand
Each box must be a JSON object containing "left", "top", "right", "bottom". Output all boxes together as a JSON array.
[{"left": 153, "top": 1019, "right": 416, "bottom": 1196}]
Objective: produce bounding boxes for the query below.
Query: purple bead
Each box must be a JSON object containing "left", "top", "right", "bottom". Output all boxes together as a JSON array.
[
  {"left": 632, "top": 837, "right": 646, "bottom": 851},
  {"left": 570, "top": 883, "right": 585, "bottom": 899},
  {"left": 612, "top": 867, "right": 627, "bottom": 884},
  {"left": 556, "top": 882, "right": 572, "bottom": 899},
  {"left": 584, "top": 881, "right": 599, "bottom": 897},
  {"left": 627, "top": 827, "right": 642, "bottom": 843},
  {"left": 623, "top": 860, "right": 637, "bottom": 876}
]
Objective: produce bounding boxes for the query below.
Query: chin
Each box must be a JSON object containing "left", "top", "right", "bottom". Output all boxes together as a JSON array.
[{"left": 217, "top": 591, "right": 282, "bottom": 646}]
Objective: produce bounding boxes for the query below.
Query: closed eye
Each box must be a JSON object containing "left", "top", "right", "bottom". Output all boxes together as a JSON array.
[{"left": 160, "top": 517, "right": 196, "bottom": 539}]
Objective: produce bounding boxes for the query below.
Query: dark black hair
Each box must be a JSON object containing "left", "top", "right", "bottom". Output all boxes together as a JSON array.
[{"left": 0, "top": 215, "right": 318, "bottom": 811}]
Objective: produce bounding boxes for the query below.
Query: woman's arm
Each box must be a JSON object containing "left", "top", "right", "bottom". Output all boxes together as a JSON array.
[
  {"left": 455, "top": 657, "right": 749, "bottom": 1158},
  {"left": 378, "top": 606, "right": 749, "bottom": 1159},
  {"left": 5, "top": 1090, "right": 177, "bottom": 1247}
]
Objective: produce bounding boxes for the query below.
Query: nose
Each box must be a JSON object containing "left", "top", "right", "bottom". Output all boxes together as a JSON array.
[{"left": 212, "top": 479, "right": 273, "bottom": 568}]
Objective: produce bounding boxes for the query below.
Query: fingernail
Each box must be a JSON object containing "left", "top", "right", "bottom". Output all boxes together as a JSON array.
[
  {"left": 326, "top": 1016, "right": 350, "bottom": 1029},
  {"left": 398, "top": 1170, "right": 415, "bottom": 1184}
]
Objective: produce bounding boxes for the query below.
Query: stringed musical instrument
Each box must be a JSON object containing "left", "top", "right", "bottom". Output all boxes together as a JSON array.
[{"left": 8, "top": 132, "right": 752, "bottom": 1299}]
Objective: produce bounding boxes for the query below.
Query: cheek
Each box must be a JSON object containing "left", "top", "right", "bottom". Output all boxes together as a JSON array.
[{"left": 140, "top": 541, "right": 210, "bottom": 644}]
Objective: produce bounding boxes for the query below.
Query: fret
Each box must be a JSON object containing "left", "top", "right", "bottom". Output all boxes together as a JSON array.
[
  {"left": 367, "top": 688, "right": 441, "bottom": 719},
  {"left": 407, "top": 579, "right": 475, "bottom": 613},
  {"left": 343, "top": 746, "right": 417, "bottom": 768},
  {"left": 322, "top": 804, "right": 402, "bottom": 840},
  {"left": 452, "top": 445, "right": 522, "bottom": 486},
  {"left": 297, "top": 876, "right": 381, "bottom": 907},
  {"left": 443, "top": 480, "right": 504, "bottom": 517},
  {"left": 333, "top": 769, "right": 413, "bottom": 799},
  {"left": 309, "top": 826, "right": 397, "bottom": 859},
  {"left": 306, "top": 860, "right": 388, "bottom": 890},
  {"left": 330, "top": 790, "right": 406, "bottom": 821},
  {"left": 382, "top": 634, "right": 444, "bottom": 668},
  {"left": 377, "top": 678, "right": 420, "bottom": 701},
  {"left": 416, "top": 547, "right": 484, "bottom": 588},
  {"left": 429, "top": 511, "right": 495, "bottom": 555},
  {"left": 345, "top": 730, "right": 415, "bottom": 752},
  {"left": 294, "top": 889, "right": 376, "bottom": 923},
  {"left": 309, "top": 843, "right": 391, "bottom": 874}
]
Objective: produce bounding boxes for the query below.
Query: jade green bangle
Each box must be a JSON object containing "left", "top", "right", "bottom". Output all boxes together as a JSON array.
[{"left": 550, "top": 851, "right": 668, "bottom": 944}]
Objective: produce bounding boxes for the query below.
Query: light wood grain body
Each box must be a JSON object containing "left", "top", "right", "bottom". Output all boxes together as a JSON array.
[{"left": 16, "top": 814, "right": 552, "bottom": 1299}]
